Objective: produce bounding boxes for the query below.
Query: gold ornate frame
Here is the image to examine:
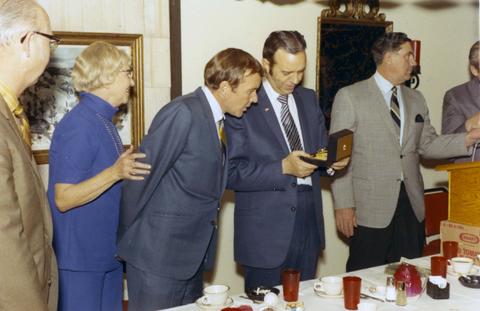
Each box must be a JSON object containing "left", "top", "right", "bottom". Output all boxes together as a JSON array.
[
  {"left": 22, "top": 31, "right": 144, "bottom": 164},
  {"left": 316, "top": 0, "right": 392, "bottom": 128}
]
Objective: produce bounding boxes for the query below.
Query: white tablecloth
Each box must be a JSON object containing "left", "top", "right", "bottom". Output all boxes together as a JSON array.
[{"left": 163, "top": 256, "right": 479, "bottom": 311}]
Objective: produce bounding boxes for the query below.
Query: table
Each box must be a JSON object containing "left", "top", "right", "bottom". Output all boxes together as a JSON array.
[{"left": 164, "top": 256, "right": 479, "bottom": 311}]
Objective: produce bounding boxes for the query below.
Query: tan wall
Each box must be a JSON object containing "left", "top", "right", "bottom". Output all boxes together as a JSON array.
[{"left": 35, "top": 0, "right": 478, "bottom": 296}]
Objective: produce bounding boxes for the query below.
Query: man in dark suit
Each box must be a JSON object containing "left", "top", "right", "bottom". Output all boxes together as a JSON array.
[
  {"left": 226, "top": 31, "right": 349, "bottom": 290},
  {"left": 330, "top": 33, "right": 480, "bottom": 272},
  {"left": 117, "top": 48, "right": 263, "bottom": 310},
  {"left": 442, "top": 41, "right": 480, "bottom": 162}
]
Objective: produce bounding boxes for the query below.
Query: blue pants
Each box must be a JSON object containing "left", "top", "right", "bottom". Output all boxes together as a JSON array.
[
  {"left": 58, "top": 266, "right": 123, "bottom": 311},
  {"left": 243, "top": 185, "right": 321, "bottom": 291}
]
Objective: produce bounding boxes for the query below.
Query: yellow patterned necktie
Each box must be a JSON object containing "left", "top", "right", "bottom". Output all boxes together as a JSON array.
[
  {"left": 218, "top": 118, "right": 226, "bottom": 145},
  {"left": 0, "top": 81, "right": 32, "bottom": 147}
]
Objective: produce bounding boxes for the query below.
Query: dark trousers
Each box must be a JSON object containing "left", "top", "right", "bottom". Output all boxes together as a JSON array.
[
  {"left": 126, "top": 263, "right": 204, "bottom": 311},
  {"left": 346, "top": 182, "right": 425, "bottom": 272},
  {"left": 243, "top": 185, "right": 320, "bottom": 291}
]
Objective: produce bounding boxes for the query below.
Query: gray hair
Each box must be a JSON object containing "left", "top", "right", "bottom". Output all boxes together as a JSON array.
[
  {"left": 469, "top": 41, "right": 479, "bottom": 70},
  {"left": 0, "top": 0, "right": 42, "bottom": 45}
]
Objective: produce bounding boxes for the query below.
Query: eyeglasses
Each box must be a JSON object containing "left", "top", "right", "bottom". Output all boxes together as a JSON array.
[
  {"left": 20, "top": 31, "right": 61, "bottom": 50},
  {"left": 120, "top": 68, "right": 134, "bottom": 79}
]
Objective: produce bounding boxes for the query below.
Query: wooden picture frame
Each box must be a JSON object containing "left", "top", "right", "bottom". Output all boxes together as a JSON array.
[
  {"left": 316, "top": 11, "right": 392, "bottom": 129},
  {"left": 21, "top": 31, "right": 144, "bottom": 164}
]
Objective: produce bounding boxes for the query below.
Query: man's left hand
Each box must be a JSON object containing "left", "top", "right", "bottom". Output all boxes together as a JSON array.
[
  {"left": 465, "top": 112, "right": 480, "bottom": 131},
  {"left": 330, "top": 157, "right": 350, "bottom": 171}
]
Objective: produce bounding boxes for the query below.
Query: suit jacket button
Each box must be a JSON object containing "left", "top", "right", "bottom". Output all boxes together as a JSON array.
[
  {"left": 210, "top": 220, "right": 217, "bottom": 226},
  {"left": 291, "top": 182, "right": 297, "bottom": 188},
  {"left": 291, "top": 206, "right": 296, "bottom": 212},
  {"left": 400, "top": 155, "right": 404, "bottom": 159}
]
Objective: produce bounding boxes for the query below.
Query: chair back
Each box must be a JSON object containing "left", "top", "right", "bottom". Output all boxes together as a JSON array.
[{"left": 423, "top": 187, "right": 448, "bottom": 256}]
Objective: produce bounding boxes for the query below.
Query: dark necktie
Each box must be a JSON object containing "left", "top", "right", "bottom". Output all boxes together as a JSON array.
[
  {"left": 278, "top": 95, "right": 303, "bottom": 151},
  {"left": 390, "top": 86, "right": 401, "bottom": 136}
]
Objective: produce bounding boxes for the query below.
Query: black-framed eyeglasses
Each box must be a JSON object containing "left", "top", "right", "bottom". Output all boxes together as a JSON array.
[{"left": 20, "top": 31, "right": 61, "bottom": 50}]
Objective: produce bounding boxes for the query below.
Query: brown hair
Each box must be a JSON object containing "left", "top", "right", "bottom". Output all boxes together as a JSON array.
[
  {"left": 469, "top": 41, "right": 479, "bottom": 70},
  {"left": 204, "top": 48, "right": 263, "bottom": 90},
  {"left": 262, "top": 31, "right": 306, "bottom": 65},
  {"left": 371, "top": 32, "right": 411, "bottom": 66}
]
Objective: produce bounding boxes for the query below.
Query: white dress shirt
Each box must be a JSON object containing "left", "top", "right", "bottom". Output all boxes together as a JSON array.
[{"left": 263, "top": 80, "right": 312, "bottom": 186}]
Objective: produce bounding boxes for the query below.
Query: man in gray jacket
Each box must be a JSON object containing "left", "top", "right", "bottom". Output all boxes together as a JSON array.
[{"left": 331, "top": 33, "right": 480, "bottom": 271}]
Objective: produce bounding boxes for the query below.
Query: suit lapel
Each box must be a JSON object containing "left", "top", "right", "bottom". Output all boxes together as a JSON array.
[
  {"left": 399, "top": 85, "right": 413, "bottom": 149},
  {"left": 293, "top": 90, "right": 313, "bottom": 153},
  {"left": 195, "top": 88, "right": 222, "bottom": 162},
  {"left": 367, "top": 78, "right": 401, "bottom": 149},
  {"left": 194, "top": 88, "right": 225, "bottom": 193},
  {"left": 467, "top": 79, "right": 480, "bottom": 109},
  {"left": 258, "top": 86, "right": 290, "bottom": 154}
]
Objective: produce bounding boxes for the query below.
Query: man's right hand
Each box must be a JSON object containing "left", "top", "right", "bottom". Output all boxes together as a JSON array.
[
  {"left": 335, "top": 207, "right": 357, "bottom": 237},
  {"left": 282, "top": 150, "right": 318, "bottom": 178}
]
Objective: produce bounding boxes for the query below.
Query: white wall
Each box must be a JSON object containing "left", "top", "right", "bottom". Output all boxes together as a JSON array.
[
  {"left": 181, "top": 0, "right": 479, "bottom": 295},
  {"left": 36, "top": 0, "right": 478, "bottom": 297}
]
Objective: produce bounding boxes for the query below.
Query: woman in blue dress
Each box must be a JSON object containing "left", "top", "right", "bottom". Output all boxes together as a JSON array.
[{"left": 47, "top": 41, "right": 151, "bottom": 311}]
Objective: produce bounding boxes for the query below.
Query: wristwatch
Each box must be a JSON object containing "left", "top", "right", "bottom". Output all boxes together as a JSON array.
[{"left": 326, "top": 167, "right": 335, "bottom": 176}]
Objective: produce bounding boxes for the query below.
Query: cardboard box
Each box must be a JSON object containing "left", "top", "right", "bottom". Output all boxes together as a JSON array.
[{"left": 440, "top": 220, "right": 480, "bottom": 259}]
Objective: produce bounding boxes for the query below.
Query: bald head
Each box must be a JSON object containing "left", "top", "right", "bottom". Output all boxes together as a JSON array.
[{"left": 0, "top": 0, "right": 49, "bottom": 45}]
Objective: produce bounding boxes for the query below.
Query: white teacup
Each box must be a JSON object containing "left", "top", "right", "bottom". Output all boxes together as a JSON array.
[
  {"left": 449, "top": 257, "right": 474, "bottom": 275},
  {"left": 200, "top": 284, "right": 230, "bottom": 306},
  {"left": 314, "top": 276, "right": 343, "bottom": 296},
  {"left": 357, "top": 302, "right": 377, "bottom": 311}
]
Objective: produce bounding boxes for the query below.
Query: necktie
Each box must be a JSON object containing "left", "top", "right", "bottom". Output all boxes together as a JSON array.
[
  {"left": 0, "top": 82, "right": 32, "bottom": 147},
  {"left": 390, "top": 86, "right": 401, "bottom": 137},
  {"left": 278, "top": 95, "right": 303, "bottom": 151},
  {"left": 218, "top": 119, "right": 226, "bottom": 145}
]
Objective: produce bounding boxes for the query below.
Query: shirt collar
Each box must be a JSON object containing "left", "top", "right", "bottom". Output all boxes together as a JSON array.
[
  {"left": 0, "top": 79, "right": 20, "bottom": 115},
  {"left": 80, "top": 92, "right": 118, "bottom": 120},
  {"left": 201, "top": 86, "right": 224, "bottom": 123},
  {"left": 374, "top": 71, "right": 395, "bottom": 95},
  {"left": 263, "top": 79, "right": 286, "bottom": 105}
]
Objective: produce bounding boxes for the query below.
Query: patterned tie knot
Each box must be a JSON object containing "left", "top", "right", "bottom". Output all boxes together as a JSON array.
[
  {"left": 391, "top": 86, "right": 397, "bottom": 95},
  {"left": 278, "top": 95, "right": 288, "bottom": 106},
  {"left": 12, "top": 103, "right": 24, "bottom": 117}
]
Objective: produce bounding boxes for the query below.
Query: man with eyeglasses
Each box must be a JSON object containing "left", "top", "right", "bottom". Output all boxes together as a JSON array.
[{"left": 0, "top": 1, "right": 58, "bottom": 310}]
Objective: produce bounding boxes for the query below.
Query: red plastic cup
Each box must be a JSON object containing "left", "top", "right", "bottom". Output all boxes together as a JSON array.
[
  {"left": 431, "top": 256, "right": 447, "bottom": 277},
  {"left": 442, "top": 241, "right": 458, "bottom": 260},
  {"left": 343, "top": 276, "right": 362, "bottom": 310},
  {"left": 282, "top": 269, "right": 300, "bottom": 302}
]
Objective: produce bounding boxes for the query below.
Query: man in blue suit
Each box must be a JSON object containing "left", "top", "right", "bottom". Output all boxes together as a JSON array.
[
  {"left": 226, "top": 31, "right": 349, "bottom": 290},
  {"left": 117, "top": 48, "right": 263, "bottom": 310}
]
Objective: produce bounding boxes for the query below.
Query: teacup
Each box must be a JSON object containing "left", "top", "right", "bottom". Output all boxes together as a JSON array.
[
  {"left": 357, "top": 302, "right": 377, "bottom": 311},
  {"left": 200, "top": 284, "right": 230, "bottom": 306},
  {"left": 449, "top": 257, "right": 474, "bottom": 275},
  {"left": 314, "top": 276, "right": 343, "bottom": 296}
]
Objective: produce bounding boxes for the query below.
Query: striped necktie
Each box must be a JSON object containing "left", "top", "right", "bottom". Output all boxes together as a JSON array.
[
  {"left": 278, "top": 95, "right": 303, "bottom": 151},
  {"left": 390, "top": 86, "right": 401, "bottom": 137}
]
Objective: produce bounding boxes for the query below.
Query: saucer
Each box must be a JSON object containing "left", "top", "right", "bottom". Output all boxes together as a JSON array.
[
  {"left": 447, "top": 265, "right": 479, "bottom": 277},
  {"left": 313, "top": 288, "right": 343, "bottom": 298},
  {"left": 195, "top": 297, "right": 233, "bottom": 310}
]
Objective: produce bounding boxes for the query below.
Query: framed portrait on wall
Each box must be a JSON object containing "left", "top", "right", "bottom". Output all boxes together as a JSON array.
[
  {"left": 316, "top": 17, "right": 393, "bottom": 129},
  {"left": 20, "top": 31, "right": 144, "bottom": 164}
]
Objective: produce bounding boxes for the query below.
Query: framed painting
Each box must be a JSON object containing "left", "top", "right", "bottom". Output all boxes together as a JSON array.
[
  {"left": 20, "top": 31, "right": 144, "bottom": 164},
  {"left": 316, "top": 4, "right": 392, "bottom": 129}
]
